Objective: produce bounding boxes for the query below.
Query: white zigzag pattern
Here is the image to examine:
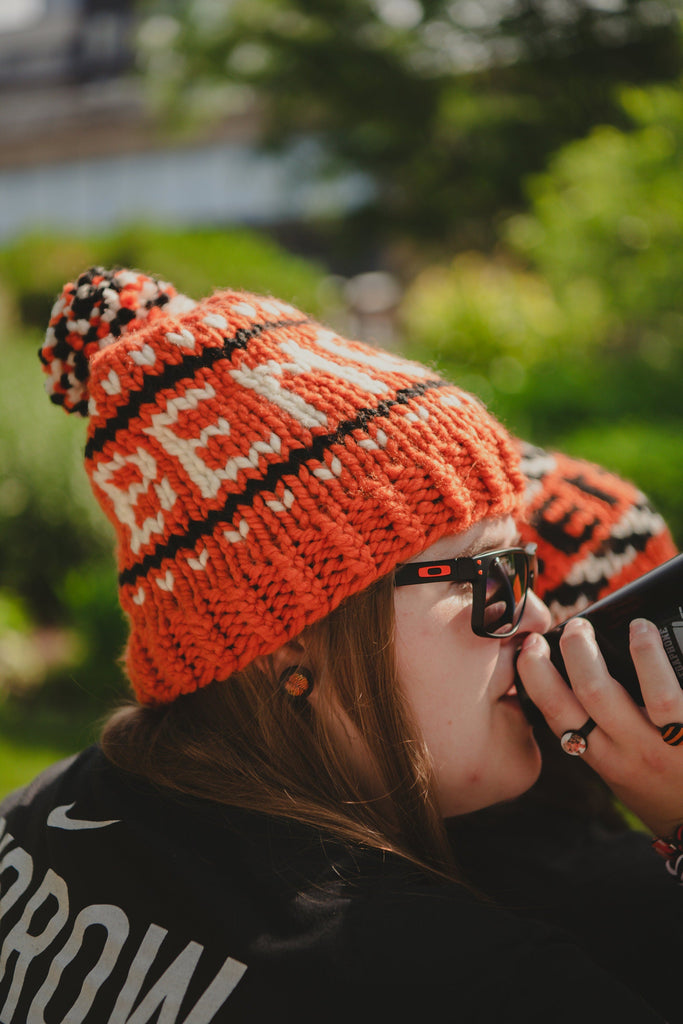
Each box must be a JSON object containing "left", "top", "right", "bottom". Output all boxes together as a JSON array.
[
  {"left": 229, "top": 361, "right": 328, "bottom": 431},
  {"left": 278, "top": 337, "right": 392, "bottom": 395},
  {"left": 547, "top": 503, "right": 667, "bottom": 619},
  {"left": 144, "top": 383, "right": 283, "bottom": 501},
  {"left": 92, "top": 448, "right": 177, "bottom": 555},
  {"left": 227, "top": 330, "right": 419, "bottom": 442},
  {"left": 312, "top": 328, "right": 430, "bottom": 378}
]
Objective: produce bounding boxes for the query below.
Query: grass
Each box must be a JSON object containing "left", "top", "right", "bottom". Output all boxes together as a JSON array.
[{"left": 0, "top": 696, "right": 103, "bottom": 800}]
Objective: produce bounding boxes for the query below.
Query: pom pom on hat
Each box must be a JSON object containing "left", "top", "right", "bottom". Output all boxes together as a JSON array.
[{"left": 39, "top": 267, "right": 186, "bottom": 416}]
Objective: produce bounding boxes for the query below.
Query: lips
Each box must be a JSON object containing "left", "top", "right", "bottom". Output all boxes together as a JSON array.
[
  {"left": 495, "top": 653, "right": 520, "bottom": 701},
  {"left": 497, "top": 681, "right": 520, "bottom": 704}
]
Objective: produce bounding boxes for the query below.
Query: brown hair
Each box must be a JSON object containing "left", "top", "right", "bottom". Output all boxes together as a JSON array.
[{"left": 101, "top": 573, "right": 460, "bottom": 880}]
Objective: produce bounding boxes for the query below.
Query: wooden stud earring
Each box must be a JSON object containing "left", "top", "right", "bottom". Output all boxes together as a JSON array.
[{"left": 280, "top": 666, "right": 314, "bottom": 706}]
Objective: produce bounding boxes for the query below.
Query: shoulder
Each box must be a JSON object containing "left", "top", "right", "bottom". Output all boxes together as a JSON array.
[
  {"left": 0, "top": 744, "right": 179, "bottom": 844},
  {"left": 0, "top": 745, "right": 112, "bottom": 830}
]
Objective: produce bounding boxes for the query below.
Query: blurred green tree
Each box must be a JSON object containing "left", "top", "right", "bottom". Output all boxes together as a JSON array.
[
  {"left": 506, "top": 82, "right": 683, "bottom": 347},
  {"left": 136, "top": 0, "right": 682, "bottom": 261},
  {"left": 401, "top": 78, "right": 683, "bottom": 543}
]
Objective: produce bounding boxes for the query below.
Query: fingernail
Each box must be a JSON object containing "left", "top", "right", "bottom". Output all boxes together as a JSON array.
[
  {"left": 563, "top": 617, "right": 592, "bottom": 637},
  {"left": 630, "top": 618, "right": 652, "bottom": 637},
  {"left": 521, "top": 632, "right": 546, "bottom": 653}
]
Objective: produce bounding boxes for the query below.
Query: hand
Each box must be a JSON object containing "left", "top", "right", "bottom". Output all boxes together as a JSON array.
[{"left": 517, "top": 617, "right": 683, "bottom": 839}]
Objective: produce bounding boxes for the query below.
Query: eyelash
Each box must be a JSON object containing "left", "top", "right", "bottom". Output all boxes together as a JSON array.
[{"left": 448, "top": 580, "right": 470, "bottom": 596}]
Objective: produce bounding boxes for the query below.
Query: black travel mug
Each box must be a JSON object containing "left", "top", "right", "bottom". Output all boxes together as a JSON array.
[{"left": 517, "top": 553, "right": 683, "bottom": 710}]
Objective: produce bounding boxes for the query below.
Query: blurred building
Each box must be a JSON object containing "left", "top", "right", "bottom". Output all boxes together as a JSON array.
[{"left": 0, "top": 0, "right": 370, "bottom": 243}]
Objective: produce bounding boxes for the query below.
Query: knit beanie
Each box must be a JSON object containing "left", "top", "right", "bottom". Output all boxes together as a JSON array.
[{"left": 40, "top": 267, "right": 524, "bottom": 705}]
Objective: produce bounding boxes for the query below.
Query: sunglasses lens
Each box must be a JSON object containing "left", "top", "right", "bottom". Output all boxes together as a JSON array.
[{"left": 481, "top": 552, "right": 529, "bottom": 637}]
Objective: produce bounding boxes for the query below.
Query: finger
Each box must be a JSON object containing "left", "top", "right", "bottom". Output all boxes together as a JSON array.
[
  {"left": 558, "top": 618, "right": 643, "bottom": 736},
  {"left": 629, "top": 618, "right": 683, "bottom": 729},
  {"left": 516, "top": 631, "right": 593, "bottom": 739}
]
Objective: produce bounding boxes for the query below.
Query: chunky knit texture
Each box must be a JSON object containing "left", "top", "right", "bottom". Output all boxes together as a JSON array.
[
  {"left": 40, "top": 267, "right": 525, "bottom": 704},
  {"left": 517, "top": 442, "right": 677, "bottom": 624}
]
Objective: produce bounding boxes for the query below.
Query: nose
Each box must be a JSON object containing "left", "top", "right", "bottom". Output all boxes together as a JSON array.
[{"left": 519, "top": 590, "right": 551, "bottom": 635}]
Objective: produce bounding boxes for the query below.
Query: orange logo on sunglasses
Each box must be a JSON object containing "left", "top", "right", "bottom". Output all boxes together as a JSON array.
[{"left": 418, "top": 564, "right": 452, "bottom": 579}]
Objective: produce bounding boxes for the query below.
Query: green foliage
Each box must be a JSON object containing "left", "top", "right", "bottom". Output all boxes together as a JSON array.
[
  {"left": 0, "top": 590, "right": 31, "bottom": 634},
  {"left": 136, "top": 0, "right": 683, "bottom": 255},
  {"left": 401, "top": 80, "right": 683, "bottom": 546},
  {"left": 402, "top": 252, "right": 567, "bottom": 377},
  {"left": 506, "top": 81, "right": 683, "bottom": 341},
  {"left": 0, "top": 338, "right": 112, "bottom": 620},
  {"left": 106, "top": 225, "right": 329, "bottom": 314},
  {"left": 0, "top": 698, "right": 99, "bottom": 799}
]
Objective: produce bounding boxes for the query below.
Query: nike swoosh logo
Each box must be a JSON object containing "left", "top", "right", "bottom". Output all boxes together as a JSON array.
[{"left": 47, "top": 803, "right": 121, "bottom": 831}]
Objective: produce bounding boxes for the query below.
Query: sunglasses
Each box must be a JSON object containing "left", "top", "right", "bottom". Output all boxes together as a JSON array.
[{"left": 394, "top": 543, "right": 537, "bottom": 639}]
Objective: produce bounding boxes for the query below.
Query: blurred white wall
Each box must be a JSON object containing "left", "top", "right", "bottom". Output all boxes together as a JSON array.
[{"left": 0, "top": 0, "right": 371, "bottom": 242}]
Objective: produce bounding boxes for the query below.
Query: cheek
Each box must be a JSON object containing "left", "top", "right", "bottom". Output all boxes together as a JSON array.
[
  {"left": 396, "top": 598, "right": 492, "bottom": 689},
  {"left": 394, "top": 590, "right": 470, "bottom": 652},
  {"left": 394, "top": 593, "right": 500, "bottom": 745},
  {"left": 394, "top": 614, "right": 455, "bottom": 699},
  {"left": 395, "top": 616, "right": 494, "bottom": 736}
]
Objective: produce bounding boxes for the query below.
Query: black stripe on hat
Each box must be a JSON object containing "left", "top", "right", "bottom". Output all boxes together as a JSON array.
[
  {"left": 85, "top": 318, "right": 310, "bottom": 460},
  {"left": 531, "top": 503, "right": 602, "bottom": 556},
  {"left": 118, "top": 377, "right": 449, "bottom": 588},
  {"left": 542, "top": 517, "right": 656, "bottom": 610}
]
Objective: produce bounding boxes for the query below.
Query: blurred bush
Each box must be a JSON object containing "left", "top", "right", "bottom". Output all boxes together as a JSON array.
[
  {"left": 0, "top": 224, "right": 330, "bottom": 330},
  {"left": 0, "top": 224, "right": 331, "bottom": 713},
  {"left": 506, "top": 82, "right": 683, "bottom": 347},
  {"left": 401, "top": 80, "right": 683, "bottom": 546}
]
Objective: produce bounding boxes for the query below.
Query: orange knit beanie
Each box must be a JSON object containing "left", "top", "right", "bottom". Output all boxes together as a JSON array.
[{"left": 40, "top": 267, "right": 524, "bottom": 704}]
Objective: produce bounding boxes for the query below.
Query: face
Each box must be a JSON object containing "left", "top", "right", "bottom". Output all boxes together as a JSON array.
[{"left": 394, "top": 515, "right": 551, "bottom": 817}]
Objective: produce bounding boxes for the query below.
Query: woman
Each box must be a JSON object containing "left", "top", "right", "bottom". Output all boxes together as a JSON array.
[{"left": 1, "top": 266, "right": 681, "bottom": 1022}]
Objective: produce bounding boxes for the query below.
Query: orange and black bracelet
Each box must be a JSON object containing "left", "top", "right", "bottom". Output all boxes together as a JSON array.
[{"left": 652, "top": 824, "right": 683, "bottom": 882}]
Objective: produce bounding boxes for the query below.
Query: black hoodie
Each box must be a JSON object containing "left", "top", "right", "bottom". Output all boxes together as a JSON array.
[{"left": 0, "top": 745, "right": 678, "bottom": 1023}]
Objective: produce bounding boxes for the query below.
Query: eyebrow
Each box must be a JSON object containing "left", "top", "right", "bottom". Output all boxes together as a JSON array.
[{"left": 402, "top": 533, "right": 524, "bottom": 567}]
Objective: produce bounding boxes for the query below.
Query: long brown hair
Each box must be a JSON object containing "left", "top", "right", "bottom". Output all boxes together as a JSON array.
[{"left": 101, "top": 573, "right": 461, "bottom": 879}]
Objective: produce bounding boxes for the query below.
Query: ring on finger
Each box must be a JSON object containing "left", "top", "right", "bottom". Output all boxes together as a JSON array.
[
  {"left": 660, "top": 723, "right": 683, "bottom": 746},
  {"left": 560, "top": 718, "right": 596, "bottom": 757}
]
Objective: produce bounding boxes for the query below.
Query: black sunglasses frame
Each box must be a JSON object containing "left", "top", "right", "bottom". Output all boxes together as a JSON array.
[{"left": 394, "top": 543, "right": 537, "bottom": 639}]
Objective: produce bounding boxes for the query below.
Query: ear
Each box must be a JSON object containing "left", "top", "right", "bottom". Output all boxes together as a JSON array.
[{"left": 270, "top": 640, "right": 307, "bottom": 678}]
